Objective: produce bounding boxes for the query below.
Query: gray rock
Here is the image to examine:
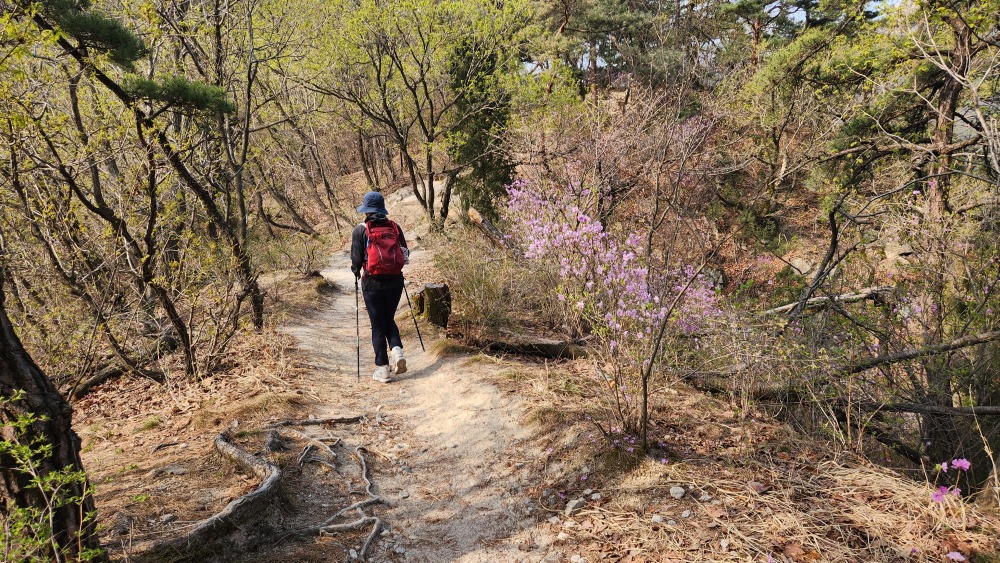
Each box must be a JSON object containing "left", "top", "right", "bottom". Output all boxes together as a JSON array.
[
  {"left": 669, "top": 486, "right": 686, "bottom": 499},
  {"left": 349, "top": 548, "right": 358, "bottom": 559},
  {"left": 399, "top": 491, "right": 410, "bottom": 499},
  {"left": 681, "top": 510, "right": 692, "bottom": 518},
  {"left": 159, "top": 513, "right": 177, "bottom": 524},
  {"left": 583, "top": 488, "right": 593, "bottom": 495},
  {"left": 884, "top": 241, "right": 915, "bottom": 260},
  {"left": 651, "top": 514, "right": 665, "bottom": 524},
  {"left": 149, "top": 464, "right": 187, "bottom": 478},
  {"left": 548, "top": 516, "right": 561, "bottom": 525},
  {"left": 557, "top": 532, "right": 569, "bottom": 541},
  {"left": 699, "top": 494, "right": 713, "bottom": 502},
  {"left": 564, "top": 498, "right": 585, "bottom": 517},
  {"left": 394, "top": 546, "right": 406, "bottom": 554},
  {"left": 667, "top": 519, "right": 677, "bottom": 526},
  {"left": 790, "top": 257, "right": 814, "bottom": 275},
  {"left": 570, "top": 556, "right": 585, "bottom": 563},
  {"left": 590, "top": 493, "right": 602, "bottom": 501}
]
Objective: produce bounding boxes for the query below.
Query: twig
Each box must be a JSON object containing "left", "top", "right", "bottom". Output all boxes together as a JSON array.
[
  {"left": 845, "top": 329, "right": 1000, "bottom": 374},
  {"left": 150, "top": 441, "right": 180, "bottom": 453}
]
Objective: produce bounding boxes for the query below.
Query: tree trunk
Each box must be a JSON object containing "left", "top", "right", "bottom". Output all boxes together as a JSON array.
[
  {"left": 921, "top": 15, "right": 972, "bottom": 464},
  {"left": 0, "top": 272, "right": 101, "bottom": 560},
  {"left": 415, "top": 284, "right": 451, "bottom": 329}
]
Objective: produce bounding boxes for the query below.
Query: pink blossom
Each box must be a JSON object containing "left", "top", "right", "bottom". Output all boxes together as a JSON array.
[
  {"left": 951, "top": 458, "right": 971, "bottom": 471},
  {"left": 931, "top": 486, "right": 949, "bottom": 502},
  {"left": 939, "top": 461, "right": 949, "bottom": 472},
  {"left": 946, "top": 552, "right": 966, "bottom": 561}
]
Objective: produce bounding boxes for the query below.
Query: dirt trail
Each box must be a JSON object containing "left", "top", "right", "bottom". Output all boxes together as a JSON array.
[{"left": 281, "top": 250, "right": 558, "bottom": 562}]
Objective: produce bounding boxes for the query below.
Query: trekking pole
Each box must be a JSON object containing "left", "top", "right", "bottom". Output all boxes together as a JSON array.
[
  {"left": 355, "top": 277, "right": 361, "bottom": 382},
  {"left": 402, "top": 283, "right": 425, "bottom": 352}
]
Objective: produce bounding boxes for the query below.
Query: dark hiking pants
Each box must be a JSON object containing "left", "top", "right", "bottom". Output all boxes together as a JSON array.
[{"left": 362, "top": 284, "right": 403, "bottom": 366}]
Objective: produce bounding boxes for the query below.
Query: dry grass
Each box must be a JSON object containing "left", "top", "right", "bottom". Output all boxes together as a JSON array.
[
  {"left": 428, "top": 338, "right": 477, "bottom": 358},
  {"left": 73, "top": 318, "right": 314, "bottom": 558},
  {"left": 488, "top": 354, "right": 1000, "bottom": 562},
  {"left": 565, "top": 456, "right": 1000, "bottom": 562}
]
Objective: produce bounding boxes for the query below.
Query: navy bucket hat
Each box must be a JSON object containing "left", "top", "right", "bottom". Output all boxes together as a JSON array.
[{"left": 356, "top": 191, "right": 388, "bottom": 214}]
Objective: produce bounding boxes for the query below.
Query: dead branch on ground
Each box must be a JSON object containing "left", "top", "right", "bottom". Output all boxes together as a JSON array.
[{"left": 266, "top": 415, "right": 363, "bottom": 427}]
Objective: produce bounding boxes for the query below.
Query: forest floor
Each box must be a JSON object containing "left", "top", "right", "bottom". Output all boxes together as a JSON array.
[{"left": 72, "top": 192, "right": 1000, "bottom": 562}]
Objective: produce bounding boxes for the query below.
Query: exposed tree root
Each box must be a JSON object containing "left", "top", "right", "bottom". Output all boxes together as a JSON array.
[
  {"left": 149, "top": 433, "right": 283, "bottom": 555},
  {"left": 134, "top": 425, "right": 388, "bottom": 561},
  {"left": 282, "top": 427, "right": 340, "bottom": 458},
  {"left": 297, "top": 444, "right": 317, "bottom": 468},
  {"left": 267, "top": 415, "right": 363, "bottom": 427},
  {"left": 286, "top": 445, "right": 385, "bottom": 560}
]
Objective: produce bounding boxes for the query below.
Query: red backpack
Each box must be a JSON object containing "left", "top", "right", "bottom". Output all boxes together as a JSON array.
[{"left": 364, "top": 220, "right": 405, "bottom": 276}]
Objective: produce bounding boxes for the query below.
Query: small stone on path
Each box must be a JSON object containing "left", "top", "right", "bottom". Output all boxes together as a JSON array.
[
  {"left": 669, "top": 486, "right": 686, "bottom": 499},
  {"left": 590, "top": 493, "right": 601, "bottom": 501},
  {"left": 564, "top": 498, "right": 585, "bottom": 516},
  {"left": 681, "top": 510, "right": 692, "bottom": 518},
  {"left": 699, "top": 494, "right": 713, "bottom": 502},
  {"left": 667, "top": 519, "right": 677, "bottom": 526},
  {"left": 651, "top": 514, "right": 665, "bottom": 524}
]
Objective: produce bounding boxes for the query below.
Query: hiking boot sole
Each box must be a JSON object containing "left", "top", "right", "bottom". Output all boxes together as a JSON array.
[{"left": 394, "top": 358, "right": 407, "bottom": 375}]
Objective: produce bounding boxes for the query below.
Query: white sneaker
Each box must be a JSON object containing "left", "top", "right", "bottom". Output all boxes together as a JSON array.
[
  {"left": 390, "top": 346, "right": 406, "bottom": 375},
  {"left": 372, "top": 365, "right": 391, "bottom": 383}
]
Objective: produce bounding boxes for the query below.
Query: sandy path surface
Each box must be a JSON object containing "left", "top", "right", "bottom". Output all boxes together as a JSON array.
[{"left": 281, "top": 249, "right": 558, "bottom": 562}]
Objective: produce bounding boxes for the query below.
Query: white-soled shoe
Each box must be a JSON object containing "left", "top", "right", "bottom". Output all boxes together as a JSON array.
[
  {"left": 389, "top": 346, "right": 406, "bottom": 375},
  {"left": 372, "top": 365, "right": 391, "bottom": 383}
]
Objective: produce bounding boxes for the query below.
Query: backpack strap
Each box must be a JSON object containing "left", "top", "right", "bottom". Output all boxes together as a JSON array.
[{"left": 361, "top": 222, "right": 372, "bottom": 273}]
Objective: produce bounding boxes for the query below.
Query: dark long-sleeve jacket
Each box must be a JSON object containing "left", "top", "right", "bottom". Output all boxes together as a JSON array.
[{"left": 351, "top": 217, "right": 407, "bottom": 291}]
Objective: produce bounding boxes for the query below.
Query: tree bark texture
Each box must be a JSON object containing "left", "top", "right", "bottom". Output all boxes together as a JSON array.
[
  {"left": 414, "top": 284, "right": 451, "bottom": 329},
  {"left": 0, "top": 273, "right": 101, "bottom": 559}
]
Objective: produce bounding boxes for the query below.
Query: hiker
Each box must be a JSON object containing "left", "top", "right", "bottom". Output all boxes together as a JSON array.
[{"left": 351, "top": 191, "right": 409, "bottom": 383}]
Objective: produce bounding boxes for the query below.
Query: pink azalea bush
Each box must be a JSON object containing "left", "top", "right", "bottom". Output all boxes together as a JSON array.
[{"left": 505, "top": 180, "right": 721, "bottom": 438}]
